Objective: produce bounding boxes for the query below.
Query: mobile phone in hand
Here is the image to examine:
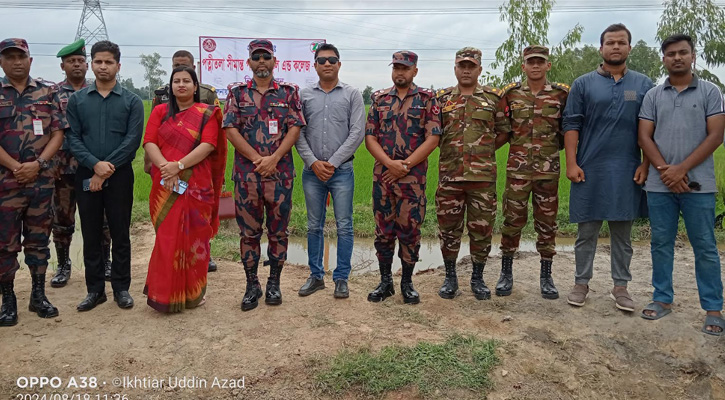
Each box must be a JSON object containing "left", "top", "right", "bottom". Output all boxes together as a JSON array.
[
  {"left": 82, "top": 178, "right": 109, "bottom": 191},
  {"left": 160, "top": 178, "right": 188, "bottom": 195}
]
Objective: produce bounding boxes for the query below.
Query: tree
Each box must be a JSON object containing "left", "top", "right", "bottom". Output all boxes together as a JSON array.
[
  {"left": 547, "top": 45, "right": 600, "bottom": 85},
  {"left": 362, "top": 85, "right": 374, "bottom": 105},
  {"left": 627, "top": 40, "right": 664, "bottom": 83},
  {"left": 119, "top": 77, "right": 147, "bottom": 100},
  {"left": 490, "top": 0, "right": 583, "bottom": 87},
  {"left": 139, "top": 53, "right": 167, "bottom": 99},
  {"left": 656, "top": 0, "right": 725, "bottom": 88}
]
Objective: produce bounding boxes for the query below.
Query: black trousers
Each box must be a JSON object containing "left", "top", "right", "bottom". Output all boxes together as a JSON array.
[{"left": 75, "top": 165, "right": 134, "bottom": 293}]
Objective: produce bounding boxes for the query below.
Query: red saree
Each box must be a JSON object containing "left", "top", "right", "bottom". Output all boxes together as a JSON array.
[{"left": 142, "top": 103, "right": 226, "bottom": 313}]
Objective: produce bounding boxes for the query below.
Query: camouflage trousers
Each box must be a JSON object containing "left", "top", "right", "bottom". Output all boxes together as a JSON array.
[
  {"left": 436, "top": 181, "right": 496, "bottom": 264},
  {"left": 0, "top": 186, "right": 54, "bottom": 282},
  {"left": 234, "top": 179, "right": 293, "bottom": 271},
  {"left": 52, "top": 173, "right": 111, "bottom": 248},
  {"left": 372, "top": 181, "right": 426, "bottom": 264},
  {"left": 500, "top": 178, "right": 558, "bottom": 260}
]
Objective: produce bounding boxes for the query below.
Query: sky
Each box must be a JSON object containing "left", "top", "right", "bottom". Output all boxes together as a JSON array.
[{"left": 1, "top": 0, "right": 707, "bottom": 92}]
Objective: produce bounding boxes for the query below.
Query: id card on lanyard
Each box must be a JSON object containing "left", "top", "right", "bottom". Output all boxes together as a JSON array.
[
  {"left": 269, "top": 119, "right": 279, "bottom": 135},
  {"left": 32, "top": 119, "right": 43, "bottom": 136}
]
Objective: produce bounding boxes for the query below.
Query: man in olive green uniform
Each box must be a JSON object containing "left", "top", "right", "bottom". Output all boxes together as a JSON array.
[
  {"left": 146, "top": 49, "right": 221, "bottom": 273},
  {"left": 498, "top": 45, "right": 569, "bottom": 299},
  {"left": 436, "top": 47, "right": 510, "bottom": 301}
]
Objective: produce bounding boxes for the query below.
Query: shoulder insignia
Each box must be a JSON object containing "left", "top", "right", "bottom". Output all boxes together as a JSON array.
[
  {"left": 279, "top": 81, "right": 299, "bottom": 90},
  {"left": 502, "top": 82, "right": 521, "bottom": 95},
  {"left": 153, "top": 86, "right": 168, "bottom": 96},
  {"left": 482, "top": 85, "right": 504, "bottom": 98},
  {"left": 227, "top": 81, "right": 248, "bottom": 91},
  {"left": 436, "top": 87, "right": 453, "bottom": 99},
  {"left": 371, "top": 88, "right": 391, "bottom": 102},
  {"left": 419, "top": 87, "right": 434, "bottom": 96},
  {"left": 199, "top": 83, "right": 215, "bottom": 92},
  {"left": 35, "top": 78, "right": 56, "bottom": 87},
  {"left": 551, "top": 82, "right": 570, "bottom": 92}
]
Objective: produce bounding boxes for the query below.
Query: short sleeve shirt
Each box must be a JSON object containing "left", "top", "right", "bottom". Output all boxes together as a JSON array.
[
  {"left": 365, "top": 84, "right": 442, "bottom": 185},
  {"left": 639, "top": 75, "right": 724, "bottom": 193},
  {"left": 0, "top": 76, "right": 68, "bottom": 190},
  {"left": 222, "top": 79, "right": 306, "bottom": 182}
]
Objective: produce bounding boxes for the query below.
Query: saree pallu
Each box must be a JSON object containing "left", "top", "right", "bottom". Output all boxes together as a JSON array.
[{"left": 143, "top": 103, "right": 225, "bottom": 313}]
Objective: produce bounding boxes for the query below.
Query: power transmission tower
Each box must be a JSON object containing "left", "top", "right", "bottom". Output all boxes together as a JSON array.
[{"left": 75, "top": 0, "right": 109, "bottom": 46}]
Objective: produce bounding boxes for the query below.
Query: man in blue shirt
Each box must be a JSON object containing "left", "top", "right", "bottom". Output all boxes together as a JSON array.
[
  {"left": 562, "top": 24, "right": 654, "bottom": 312},
  {"left": 66, "top": 41, "right": 144, "bottom": 312},
  {"left": 638, "top": 34, "right": 724, "bottom": 336},
  {"left": 296, "top": 44, "right": 365, "bottom": 299}
]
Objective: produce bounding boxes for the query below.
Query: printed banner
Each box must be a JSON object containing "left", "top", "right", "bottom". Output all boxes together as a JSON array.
[{"left": 198, "top": 36, "right": 326, "bottom": 100}]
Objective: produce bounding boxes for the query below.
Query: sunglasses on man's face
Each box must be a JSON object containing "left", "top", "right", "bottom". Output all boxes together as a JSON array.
[
  {"left": 316, "top": 56, "right": 339, "bottom": 65},
  {"left": 250, "top": 53, "right": 273, "bottom": 61}
]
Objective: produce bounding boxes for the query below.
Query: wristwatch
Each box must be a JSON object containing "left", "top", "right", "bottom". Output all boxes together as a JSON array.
[
  {"left": 36, "top": 157, "right": 49, "bottom": 170},
  {"left": 177, "top": 161, "right": 185, "bottom": 170}
]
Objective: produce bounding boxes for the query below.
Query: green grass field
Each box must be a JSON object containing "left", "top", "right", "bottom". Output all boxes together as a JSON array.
[{"left": 131, "top": 101, "right": 725, "bottom": 241}]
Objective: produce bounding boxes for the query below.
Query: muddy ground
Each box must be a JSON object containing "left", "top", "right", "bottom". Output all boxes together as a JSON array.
[{"left": 1, "top": 223, "right": 724, "bottom": 400}]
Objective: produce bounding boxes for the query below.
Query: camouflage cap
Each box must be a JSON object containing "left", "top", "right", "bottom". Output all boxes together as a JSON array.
[
  {"left": 248, "top": 39, "right": 274, "bottom": 55},
  {"left": 389, "top": 51, "right": 418, "bottom": 66},
  {"left": 455, "top": 47, "right": 482, "bottom": 65},
  {"left": 0, "top": 38, "right": 29, "bottom": 55},
  {"left": 56, "top": 39, "right": 86, "bottom": 59},
  {"left": 523, "top": 45, "right": 549, "bottom": 60}
]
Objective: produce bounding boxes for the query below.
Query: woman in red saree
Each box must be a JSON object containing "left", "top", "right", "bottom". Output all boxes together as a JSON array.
[{"left": 142, "top": 66, "right": 226, "bottom": 313}]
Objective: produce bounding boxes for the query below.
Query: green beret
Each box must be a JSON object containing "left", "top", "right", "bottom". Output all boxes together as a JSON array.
[{"left": 57, "top": 39, "right": 86, "bottom": 59}]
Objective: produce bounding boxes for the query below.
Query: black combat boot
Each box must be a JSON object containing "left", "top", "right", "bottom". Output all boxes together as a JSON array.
[
  {"left": 367, "top": 262, "right": 394, "bottom": 302},
  {"left": 400, "top": 262, "right": 420, "bottom": 304},
  {"left": 0, "top": 281, "right": 18, "bottom": 326},
  {"left": 265, "top": 261, "right": 283, "bottom": 306},
  {"left": 471, "top": 261, "right": 491, "bottom": 300},
  {"left": 208, "top": 257, "right": 218, "bottom": 272},
  {"left": 241, "top": 264, "right": 262, "bottom": 312},
  {"left": 540, "top": 259, "right": 559, "bottom": 299},
  {"left": 29, "top": 274, "right": 59, "bottom": 318},
  {"left": 103, "top": 243, "right": 112, "bottom": 282},
  {"left": 495, "top": 255, "right": 514, "bottom": 296},
  {"left": 438, "top": 259, "right": 459, "bottom": 299},
  {"left": 51, "top": 244, "right": 72, "bottom": 288}
]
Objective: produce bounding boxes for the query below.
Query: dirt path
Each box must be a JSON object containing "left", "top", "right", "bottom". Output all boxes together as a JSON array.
[{"left": 1, "top": 224, "right": 724, "bottom": 399}]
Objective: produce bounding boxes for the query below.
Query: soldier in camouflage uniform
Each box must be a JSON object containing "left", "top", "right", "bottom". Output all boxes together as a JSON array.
[
  {"left": 222, "top": 39, "right": 305, "bottom": 312},
  {"left": 0, "top": 38, "right": 68, "bottom": 326},
  {"left": 365, "top": 51, "right": 441, "bottom": 305},
  {"left": 498, "top": 45, "right": 569, "bottom": 299},
  {"left": 436, "top": 47, "right": 510, "bottom": 301},
  {"left": 50, "top": 39, "right": 112, "bottom": 288},
  {"left": 147, "top": 49, "right": 222, "bottom": 273}
]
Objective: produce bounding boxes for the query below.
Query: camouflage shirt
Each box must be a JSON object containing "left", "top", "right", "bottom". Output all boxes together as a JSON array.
[
  {"left": 55, "top": 79, "right": 89, "bottom": 174},
  {"left": 0, "top": 76, "right": 68, "bottom": 191},
  {"left": 222, "top": 79, "right": 305, "bottom": 182},
  {"left": 152, "top": 83, "right": 220, "bottom": 109},
  {"left": 437, "top": 84, "right": 509, "bottom": 182},
  {"left": 365, "top": 84, "right": 442, "bottom": 185},
  {"left": 502, "top": 81, "right": 568, "bottom": 180}
]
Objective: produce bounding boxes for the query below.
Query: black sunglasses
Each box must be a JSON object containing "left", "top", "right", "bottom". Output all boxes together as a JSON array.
[
  {"left": 688, "top": 181, "right": 701, "bottom": 191},
  {"left": 250, "top": 53, "right": 273, "bottom": 61},
  {"left": 316, "top": 56, "right": 339, "bottom": 65}
]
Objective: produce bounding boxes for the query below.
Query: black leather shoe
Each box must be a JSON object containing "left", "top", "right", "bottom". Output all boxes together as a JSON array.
[
  {"left": 367, "top": 274, "right": 394, "bottom": 302},
  {"left": 438, "top": 259, "right": 459, "bottom": 299},
  {"left": 241, "top": 281, "right": 262, "bottom": 311},
  {"left": 51, "top": 244, "right": 72, "bottom": 288},
  {"left": 496, "top": 256, "right": 514, "bottom": 296},
  {"left": 208, "top": 258, "right": 218, "bottom": 272},
  {"left": 400, "top": 281, "right": 420, "bottom": 304},
  {"left": 113, "top": 291, "right": 134, "bottom": 309},
  {"left": 471, "top": 261, "right": 491, "bottom": 300},
  {"left": 77, "top": 292, "right": 107, "bottom": 312},
  {"left": 333, "top": 280, "right": 349, "bottom": 299},
  {"left": 298, "top": 276, "right": 325, "bottom": 297},
  {"left": 29, "top": 274, "right": 59, "bottom": 318},
  {"left": 0, "top": 281, "right": 18, "bottom": 326},
  {"left": 265, "top": 262, "right": 283, "bottom": 305},
  {"left": 540, "top": 259, "right": 559, "bottom": 299}
]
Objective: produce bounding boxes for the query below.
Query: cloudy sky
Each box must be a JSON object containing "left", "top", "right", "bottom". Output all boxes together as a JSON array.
[{"left": 1, "top": 0, "right": 694, "bottom": 92}]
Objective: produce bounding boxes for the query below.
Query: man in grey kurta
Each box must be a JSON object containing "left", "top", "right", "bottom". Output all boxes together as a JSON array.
[{"left": 562, "top": 24, "right": 654, "bottom": 312}]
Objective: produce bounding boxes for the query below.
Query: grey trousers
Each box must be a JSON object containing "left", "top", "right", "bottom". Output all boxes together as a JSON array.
[{"left": 574, "top": 220, "right": 634, "bottom": 287}]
